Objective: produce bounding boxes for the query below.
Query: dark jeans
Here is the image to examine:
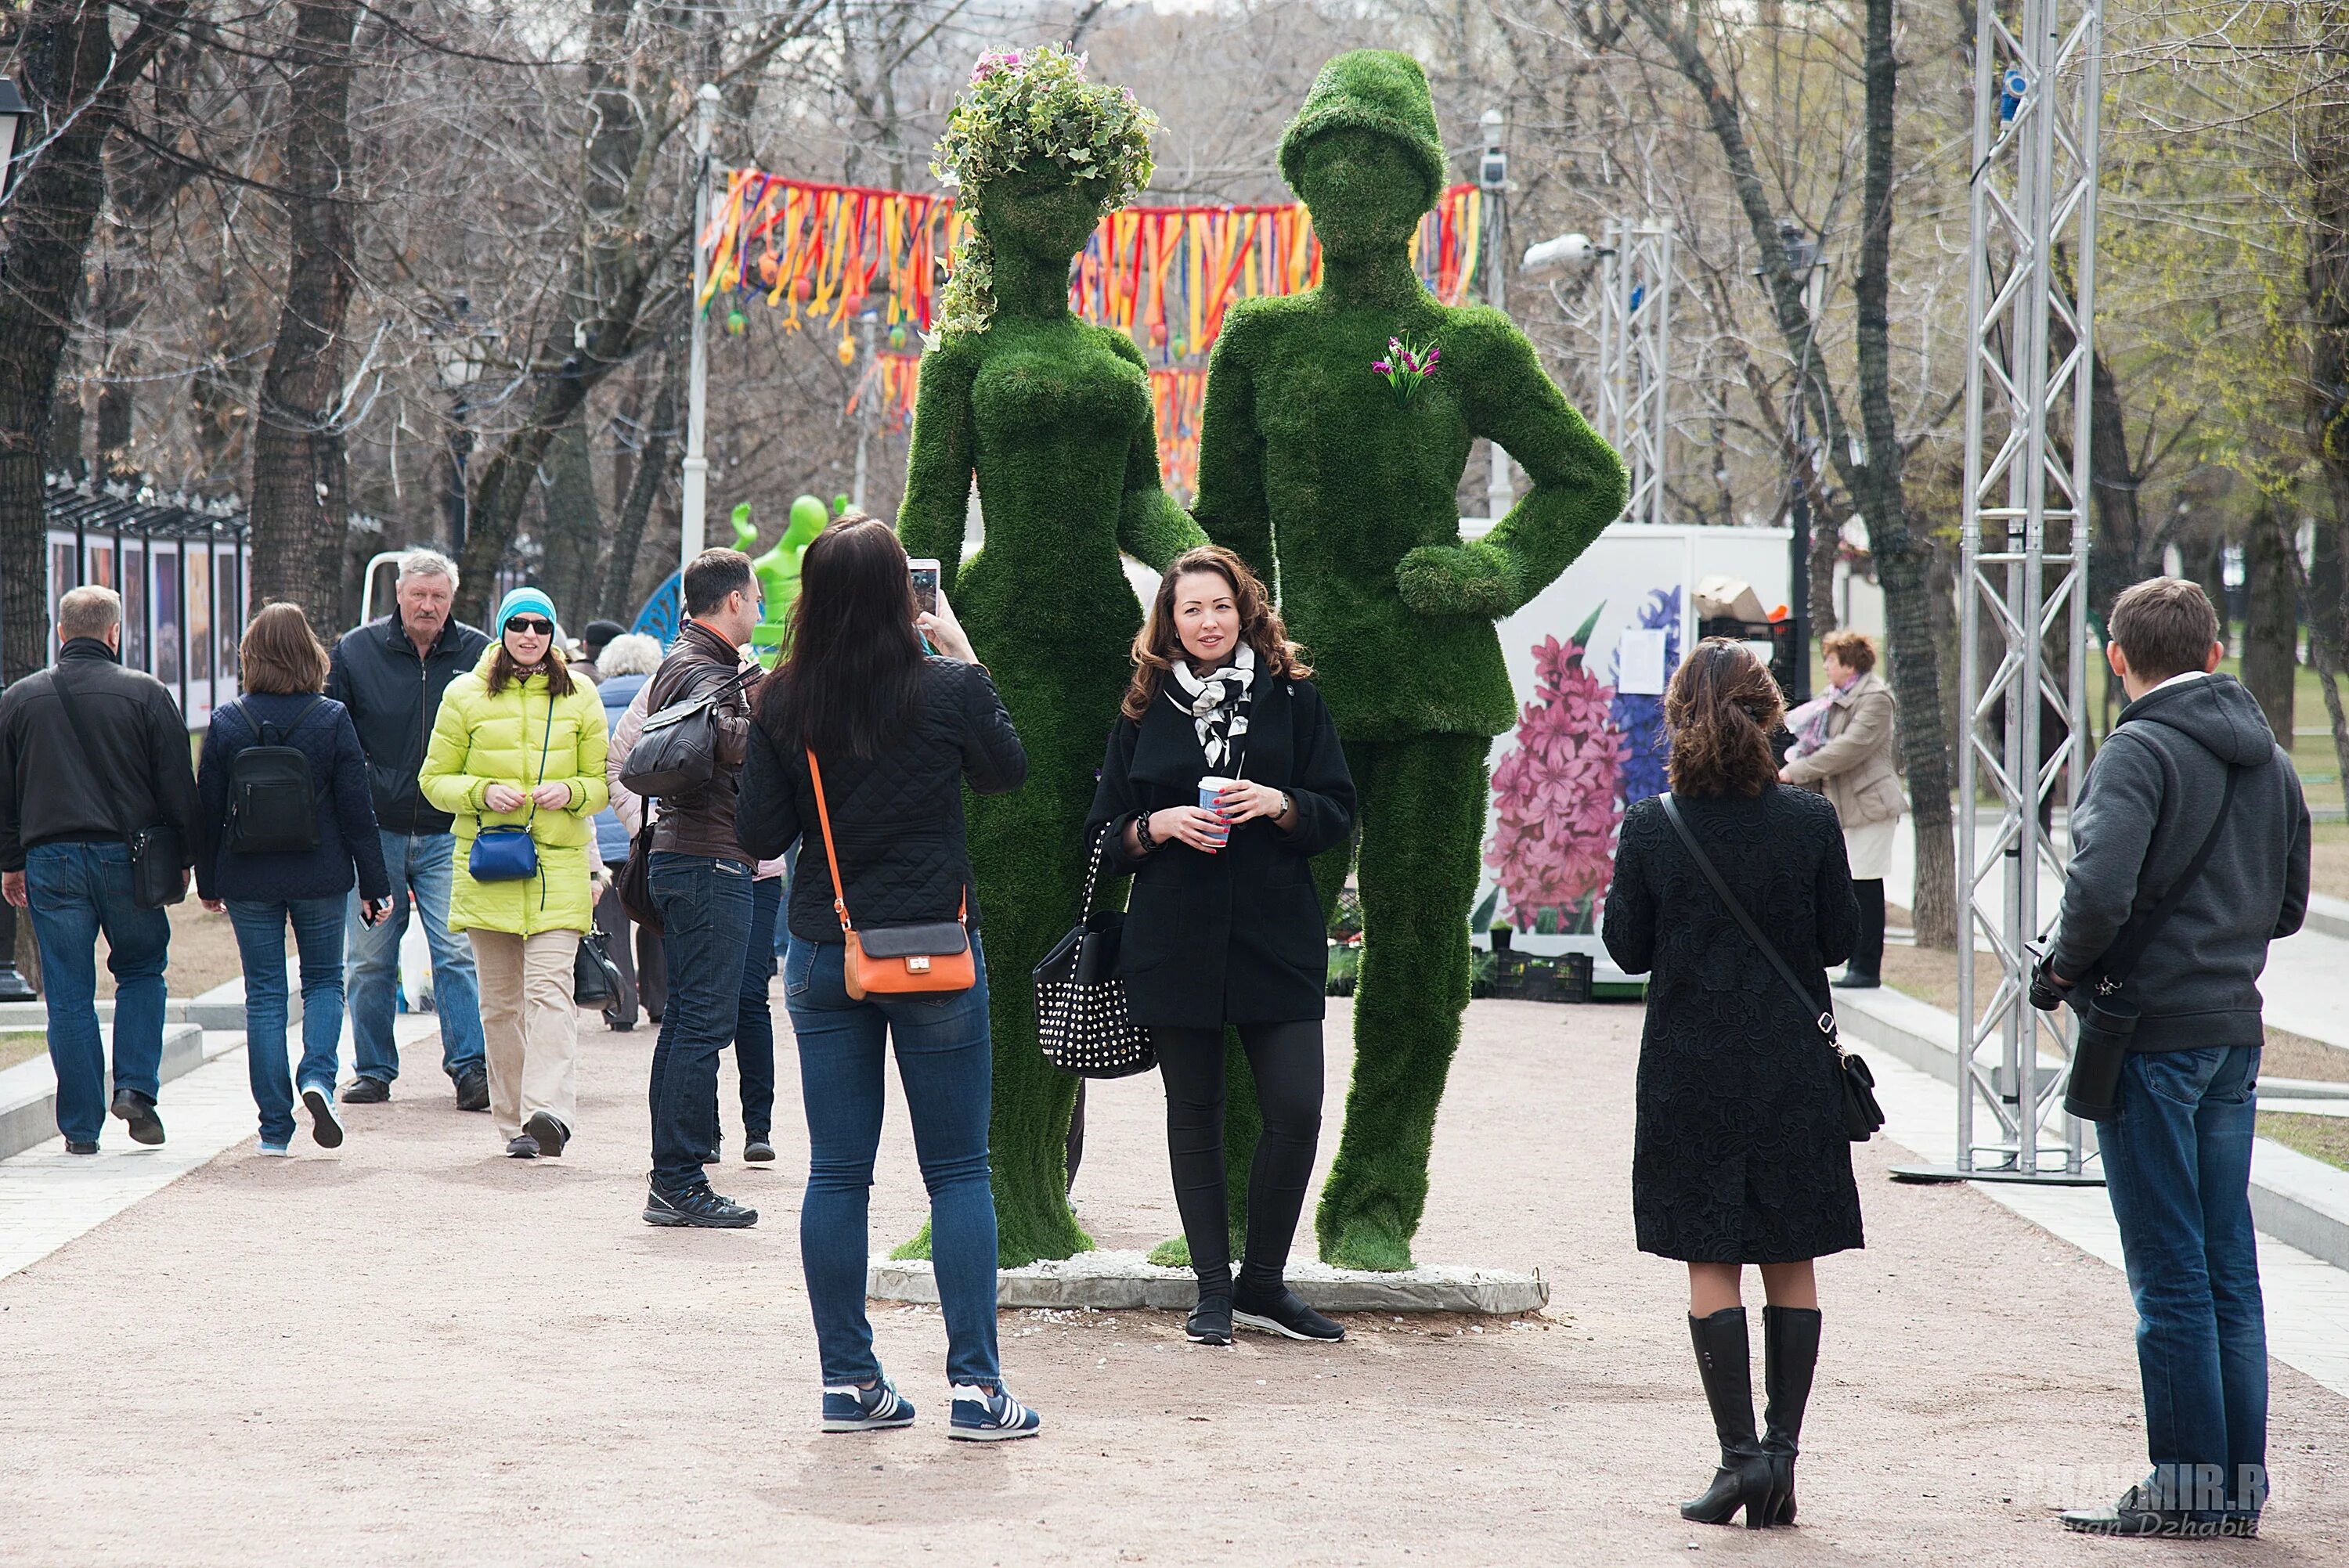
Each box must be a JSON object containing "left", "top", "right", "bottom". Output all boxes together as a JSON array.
[
  {"left": 345, "top": 830, "right": 484, "bottom": 1083},
  {"left": 785, "top": 933, "right": 999, "bottom": 1388},
  {"left": 1852, "top": 878, "right": 1885, "bottom": 975},
  {"left": 23, "top": 841, "right": 171, "bottom": 1144},
  {"left": 647, "top": 852, "right": 752, "bottom": 1191},
  {"left": 1153, "top": 1019, "right": 1325, "bottom": 1298},
  {"left": 2100, "top": 1045, "right": 2267, "bottom": 1520},
  {"left": 723, "top": 874, "right": 781, "bottom": 1139},
  {"left": 226, "top": 896, "right": 347, "bottom": 1145}
]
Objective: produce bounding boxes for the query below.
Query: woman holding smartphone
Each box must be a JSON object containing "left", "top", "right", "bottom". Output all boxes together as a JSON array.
[{"left": 1084, "top": 546, "right": 1356, "bottom": 1347}]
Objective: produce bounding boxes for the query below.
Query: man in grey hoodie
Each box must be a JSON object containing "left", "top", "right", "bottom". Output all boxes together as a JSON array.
[{"left": 2044, "top": 577, "right": 2308, "bottom": 1539}]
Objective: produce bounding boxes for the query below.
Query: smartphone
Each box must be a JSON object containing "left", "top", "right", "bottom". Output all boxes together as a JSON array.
[{"left": 908, "top": 558, "right": 941, "bottom": 616}]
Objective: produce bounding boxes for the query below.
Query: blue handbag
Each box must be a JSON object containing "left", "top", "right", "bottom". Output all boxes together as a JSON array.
[{"left": 467, "top": 691, "right": 557, "bottom": 883}]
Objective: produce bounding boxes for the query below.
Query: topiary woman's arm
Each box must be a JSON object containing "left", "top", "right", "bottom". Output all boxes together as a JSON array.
[
  {"left": 1397, "top": 312, "right": 1629, "bottom": 618},
  {"left": 1106, "top": 333, "right": 1206, "bottom": 568},
  {"left": 1190, "top": 313, "right": 1275, "bottom": 586},
  {"left": 898, "top": 340, "right": 981, "bottom": 597}
]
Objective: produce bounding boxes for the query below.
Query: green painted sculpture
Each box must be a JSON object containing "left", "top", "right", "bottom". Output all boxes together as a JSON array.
[
  {"left": 734, "top": 495, "right": 828, "bottom": 667},
  {"left": 1194, "top": 51, "right": 1626, "bottom": 1270},
  {"left": 898, "top": 45, "right": 1203, "bottom": 1264}
]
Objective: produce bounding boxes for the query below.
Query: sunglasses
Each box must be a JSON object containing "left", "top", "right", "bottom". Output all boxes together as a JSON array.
[{"left": 506, "top": 616, "right": 555, "bottom": 636}]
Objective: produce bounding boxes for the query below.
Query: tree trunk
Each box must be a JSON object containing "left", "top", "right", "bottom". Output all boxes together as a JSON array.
[
  {"left": 0, "top": 2, "right": 186, "bottom": 684},
  {"left": 535, "top": 409, "right": 601, "bottom": 622},
  {"left": 2306, "top": 6, "right": 2349, "bottom": 791},
  {"left": 2243, "top": 501, "right": 2298, "bottom": 741},
  {"left": 247, "top": 0, "right": 363, "bottom": 629},
  {"left": 602, "top": 333, "right": 683, "bottom": 623}
]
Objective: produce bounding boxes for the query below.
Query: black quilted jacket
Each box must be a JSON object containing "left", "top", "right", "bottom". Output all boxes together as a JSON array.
[{"left": 736, "top": 658, "right": 1025, "bottom": 942}]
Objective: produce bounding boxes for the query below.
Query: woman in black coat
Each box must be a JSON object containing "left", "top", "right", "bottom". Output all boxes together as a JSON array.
[
  {"left": 1085, "top": 546, "right": 1355, "bottom": 1349},
  {"left": 1601, "top": 638, "right": 1861, "bottom": 1531}
]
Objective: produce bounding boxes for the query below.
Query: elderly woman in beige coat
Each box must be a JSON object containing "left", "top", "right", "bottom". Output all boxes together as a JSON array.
[{"left": 1781, "top": 630, "right": 1905, "bottom": 988}]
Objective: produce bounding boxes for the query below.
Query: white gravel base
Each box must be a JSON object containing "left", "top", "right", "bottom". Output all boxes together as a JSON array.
[{"left": 868, "top": 1249, "right": 1549, "bottom": 1313}]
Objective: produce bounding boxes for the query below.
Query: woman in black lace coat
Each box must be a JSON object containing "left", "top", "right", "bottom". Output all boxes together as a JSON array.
[{"left": 1602, "top": 639, "right": 1861, "bottom": 1530}]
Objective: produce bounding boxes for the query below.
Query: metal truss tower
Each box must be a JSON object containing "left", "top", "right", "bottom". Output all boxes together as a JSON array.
[
  {"left": 1910, "top": 0, "right": 2105, "bottom": 1184},
  {"left": 1593, "top": 218, "right": 1674, "bottom": 528}
]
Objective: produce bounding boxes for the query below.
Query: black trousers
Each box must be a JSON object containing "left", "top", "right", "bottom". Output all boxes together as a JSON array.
[
  {"left": 1853, "top": 878, "right": 1886, "bottom": 977},
  {"left": 1153, "top": 1019, "right": 1324, "bottom": 1298}
]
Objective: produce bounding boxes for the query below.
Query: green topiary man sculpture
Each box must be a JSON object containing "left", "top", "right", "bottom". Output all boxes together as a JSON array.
[
  {"left": 1194, "top": 51, "right": 1626, "bottom": 1271},
  {"left": 898, "top": 45, "right": 1203, "bottom": 1265}
]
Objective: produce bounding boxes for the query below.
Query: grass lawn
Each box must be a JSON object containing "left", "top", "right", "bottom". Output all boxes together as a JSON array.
[
  {"left": 0, "top": 1029, "right": 45, "bottom": 1072},
  {"left": 2259, "top": 1111, "right": 2349, "bottom": 1173}
]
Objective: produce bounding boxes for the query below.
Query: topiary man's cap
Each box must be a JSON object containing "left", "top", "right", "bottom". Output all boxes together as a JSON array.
[{"left": 1277, "top": 50, "right": 1447, "bottom": 206}]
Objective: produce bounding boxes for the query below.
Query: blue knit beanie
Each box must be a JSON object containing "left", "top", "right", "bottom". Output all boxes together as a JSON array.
[{"left": 495, "top": 586, "right": 558, "bottom": 635}]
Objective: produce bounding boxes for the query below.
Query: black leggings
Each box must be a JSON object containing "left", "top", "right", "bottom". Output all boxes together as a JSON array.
[
  {"left": 1853, "top": 878, "right": 1886, "bottom": 976},
  {"left": 1154, "top": 1020, "right": 1324, "bottom": 1299}
]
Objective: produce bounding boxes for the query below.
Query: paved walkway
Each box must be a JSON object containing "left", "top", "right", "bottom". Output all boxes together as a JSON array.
[{"left": 2, "top": 997, "right": 2347, "bottom": 1564}]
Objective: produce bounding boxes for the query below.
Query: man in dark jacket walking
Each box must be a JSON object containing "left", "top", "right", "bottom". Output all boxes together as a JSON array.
[
  {"left": 2043, "top": 578, "right": 2309, "bottom": 1540},
  {"left": 324, "top": 548, "right": 493, "bottom": 1108},
  {"left": 639, "top": 548, "right": 761, "bottom": 1229},
  {"left": 0, "top": 586, "right": 201, "bottom": 1152}
]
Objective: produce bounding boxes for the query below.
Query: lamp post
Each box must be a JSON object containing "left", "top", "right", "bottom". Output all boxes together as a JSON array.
[
  {"left": 431, "top": 296, "right": 493, "bottom": 557},
  {"left": 1478, "top": 107, "right": 1513, "bottom": 522}
]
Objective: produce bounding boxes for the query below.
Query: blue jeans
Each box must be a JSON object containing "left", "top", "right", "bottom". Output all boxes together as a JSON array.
[
  {"left": 23, "top": 841, "right": 172, "bottom": 1145},
  {"left": 730, "top": 875, "right": 781, "bottom": 1138},
  {"left": 785, "top": 933, "right": 999, "bottom": 1388},
  {"left": 2100, "top": 1045, "right": 2267, "bottom": 1520},
  {"left": 345, "top": 830, "right": 484, "bottom": 1082},
  {"left": 227, "top": 897, "right": 347, "bottom": 1145},
  {"left": 648, "top": 852, "right": 752, "bottom": 1190}
]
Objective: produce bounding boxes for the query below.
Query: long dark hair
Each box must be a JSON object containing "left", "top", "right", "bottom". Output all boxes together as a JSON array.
[
  {"left": 753, "top": 514, "right": 925, "bottom": 759},
  {"left": 1664, "top": 638, "right": 1784, "bottom": 798},
  {"left": 1121, "top": 546, "right": 1309, "bottom": 723},
  {"left": 485, "top": 642, "right": 574, "bottom": 698}
]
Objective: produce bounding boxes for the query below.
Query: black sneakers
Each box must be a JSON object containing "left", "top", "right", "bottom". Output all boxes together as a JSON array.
[
  {"left": 1232, "top": 1285, "right": 1345, "bottom": 1343},
  {"left": 65, "top": 1140, "right": 99, "bottom": 1155},
  {"left": 1186, "top": 1295, "right": 1234, "bottom": 1346},
  {"left": 110, "top": 1088, "right": 164, "bottom": 1145},
  {"left": 506, "top": 1134, "right": 539, "bottom": 1159},
  {"left": 453, "top": 1067, "right": 489, "bottom": 1112},
  {"left": 743, "top": 1134, "right": 777, "bottom": 1163},
  {"left": 343, "top": 1077, "right": 391, "bottom": 1105},
  {"left": 644, "top": 1181, "right": 759, "bottom": 1228},
  {"left": 524, "top": 1111, "right": 568, "bottom": 1158}
]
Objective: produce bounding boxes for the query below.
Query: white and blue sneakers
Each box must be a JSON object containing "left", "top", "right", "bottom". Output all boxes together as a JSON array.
[
  {"left": 821, "top": 1376, "right": 917, "bottom": 1433},
  {"left": 947, "top": 1384, "right": 1043, "bottom": 1442}
]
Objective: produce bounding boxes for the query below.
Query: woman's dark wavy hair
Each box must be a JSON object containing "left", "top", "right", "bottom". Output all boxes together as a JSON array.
[
  {"left": 1664, "top": 638, "right": 1785, "bottom": 798},
  {"left": 753, "top": 513, "right": 925, "bottom": 759}
]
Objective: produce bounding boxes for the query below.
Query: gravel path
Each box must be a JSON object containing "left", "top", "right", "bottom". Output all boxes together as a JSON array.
[{"left": 2, "top": 994, "right": 2344, "bottom": 1565}]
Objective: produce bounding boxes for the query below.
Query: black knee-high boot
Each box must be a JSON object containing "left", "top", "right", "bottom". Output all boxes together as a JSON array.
[
  {"left": 1683, "top": 1308, "right": 1776, "bottom": 1527},
  {"left": 1762, "top": 1305, "right": 1822, "bottom": 1525}
]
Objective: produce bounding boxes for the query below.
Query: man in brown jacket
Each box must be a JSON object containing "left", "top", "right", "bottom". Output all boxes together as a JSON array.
[{"left": 637, "top": 548, "right": 763, "bottom": 1228}]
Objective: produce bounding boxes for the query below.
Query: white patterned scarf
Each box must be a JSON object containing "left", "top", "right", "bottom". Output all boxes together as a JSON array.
[{"left": 1168, "top": 641, "right": 1256, "bottom": 772}]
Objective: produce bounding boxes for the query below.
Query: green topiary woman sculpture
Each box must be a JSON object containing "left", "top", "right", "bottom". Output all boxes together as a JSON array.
[
  {"left": 1195, "top": 50, "right": 1627, "bottom": 1270},
  {"left": 898, "top": 45, "right": 1203, "bottom": 1264}
]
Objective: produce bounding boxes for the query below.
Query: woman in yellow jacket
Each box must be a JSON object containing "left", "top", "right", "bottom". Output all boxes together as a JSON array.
[{"left": 420, "top": 588, "right": 610, "bottom": 1158}]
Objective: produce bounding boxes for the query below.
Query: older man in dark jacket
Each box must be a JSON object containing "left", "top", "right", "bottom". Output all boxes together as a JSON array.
[
  {"left": 325, "top": 547, "right": 493, "bottom": 1108},
  {"left": 0, "top": 586, "right": 200, "bottom": 1152},
  {"left": 2045, "top": 578, "right": 2309, "bottom": 1540},
  {"left": 637, "top": 548, "right": 762, "bottom": 1229}
]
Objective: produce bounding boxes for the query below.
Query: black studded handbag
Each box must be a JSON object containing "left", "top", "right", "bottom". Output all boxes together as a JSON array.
[{"left": 1033, "top": 825, "right": 1156, "bottom": 1080}]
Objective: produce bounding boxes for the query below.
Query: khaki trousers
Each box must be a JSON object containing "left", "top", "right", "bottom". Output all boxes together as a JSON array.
[{"left": 469, "top": 928, "right": 581, "bottom": 1143}]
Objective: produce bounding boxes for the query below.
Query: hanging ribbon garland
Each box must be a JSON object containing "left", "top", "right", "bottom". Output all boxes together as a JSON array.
[{"left": 702, "top": 171, "right": 1483, "bottom": 492}]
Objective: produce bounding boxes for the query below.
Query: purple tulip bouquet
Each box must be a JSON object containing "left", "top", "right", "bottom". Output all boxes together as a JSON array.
[{"left": 1373, "top": 334, "right": 1441, "bottom": 406}]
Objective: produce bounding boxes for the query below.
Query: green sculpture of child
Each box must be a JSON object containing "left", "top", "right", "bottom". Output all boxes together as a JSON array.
[
  {"left": 898, "top": 45, "right": 1203, "bottom": 1264},
  {"left": 1195, "top": 51, "right": 1626, "bottom": 1270},
  {"left": 733, "top": 496, "right": 828, "bottom": 667}
]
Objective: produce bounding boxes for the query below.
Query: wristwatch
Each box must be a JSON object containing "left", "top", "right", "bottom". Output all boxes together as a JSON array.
[{"left": 1279, "top": 791, "right": 1295, "bottom": 820}]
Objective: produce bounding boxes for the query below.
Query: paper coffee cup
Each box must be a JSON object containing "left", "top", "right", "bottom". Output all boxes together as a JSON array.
[{"left": 1197, "top": 775, "right": 1237, "bottom": 849}]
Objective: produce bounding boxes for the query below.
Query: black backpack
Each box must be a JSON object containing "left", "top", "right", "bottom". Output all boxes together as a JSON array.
[{"left": 223, "top": 697, "right": 326, "bottom": 856}]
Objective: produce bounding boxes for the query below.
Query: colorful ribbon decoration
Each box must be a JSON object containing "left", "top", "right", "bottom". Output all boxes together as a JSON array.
[{"left": 702, "top": 170, "right": 1484, "bottom": 492}]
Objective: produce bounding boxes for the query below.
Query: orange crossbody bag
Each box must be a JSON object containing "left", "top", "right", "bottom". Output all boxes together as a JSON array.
[{"left": 806, "top": 748, "right": 975, "bottom": 1000}]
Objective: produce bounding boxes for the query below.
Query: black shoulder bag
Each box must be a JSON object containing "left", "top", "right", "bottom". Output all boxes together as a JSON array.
[
  {"left": 49, "top": 666, "right": 186, "bottom": 910},
  {"left": 620, "top": 664, "right": 756, "bottom": 798},
  {"left": 1660, "top": 793, "right": 1883, "bottom": 1141},
  {"left": 2053, "top": 762, "right": 2243, "bottom": 1122},
  {"left": 1032, "top": 824, "right": 1156, "bottom": 1079}
]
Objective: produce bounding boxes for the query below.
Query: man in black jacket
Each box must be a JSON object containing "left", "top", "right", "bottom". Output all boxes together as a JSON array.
[
  {"left": 2044, "top": 578, "right": 2309, "bottom": 1540},
  {"left": 324, "top": 548, "right": 493, "bottom": 1109},
  {"left": 0, "top": 586, "right": 200, "bottom": 1153}
]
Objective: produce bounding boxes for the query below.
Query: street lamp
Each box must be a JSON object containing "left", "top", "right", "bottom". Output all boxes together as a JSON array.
[
  {"left": 0, "top": 79, "right": 32, "bottom": 200},
  {"left": 1478, "top": 108, "right": 1513, "bottom": 521},
  {"left": 431, "top": 295, "right": 494, "bottom": 557}
]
